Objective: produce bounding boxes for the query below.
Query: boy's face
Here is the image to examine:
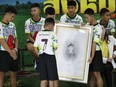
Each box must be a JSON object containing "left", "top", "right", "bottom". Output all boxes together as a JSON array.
[
  {"left": 84, "top": 14, "right": 93, "bottom": 23},
  {"left": 49, "top": 24, "right": 54, "bottom": 30},
  {"left": 67, "top": 6, "right": 76, "bottom": 15},
  {"left": 101, "top": 12, "right": 110, "bottom": 22},
  {"left": 6, "top": 13, "right": 15, "bottom": 22},
  {"left": 44, "top": 24, "right": 54, "bottom": 30},
  {"left": 31, "top": 7, "right": 40, "bottom": 17}
]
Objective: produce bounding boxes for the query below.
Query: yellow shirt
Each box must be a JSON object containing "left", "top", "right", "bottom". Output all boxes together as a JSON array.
[{"left": 101, "top": 41, "right": 109, "bottom": 58}]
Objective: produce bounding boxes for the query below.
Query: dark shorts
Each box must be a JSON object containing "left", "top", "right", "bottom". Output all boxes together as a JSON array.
[
  {"left": 89, "top": 51, "right": 103, "bottom": 72},
  {"left": 0, "top": 50, "right": 19, "bottom": 72},
  {"left": 39, "top": 53, "right": 59, "bottom": 80}
]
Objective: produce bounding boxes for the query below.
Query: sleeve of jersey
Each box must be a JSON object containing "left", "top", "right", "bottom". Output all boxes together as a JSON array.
[
  {"left": 93, "top": 28, "right": 102, "bottom": 44},
  {"left": 52, "top": 33, "right": 58, "bottom": 49},
  {"left": 0, "top": 24, "right": 4, "bottom": 39},
  {"left": 80, "top": 16, "right": 83, "bottom": 23},
  {"left": 14, "top": 24, "right": 17, "bottom": 38},
  {"left": 33, "top": 33, "right": 39, "bottom": 47},
  {"left": 111, "top": 36, "right": 116, "bottom": 46},
  {"left": 25, "top": 21, "right": 30, "bottom": 33},
  {"left": 33, "top": 33, "right": 42, "bottom": 51},
  {"left": 110, "top": 21, "right": 115, "bottom": 33},
  {"left": 60, "top": 15, "right": 65, "bottom": 22}
]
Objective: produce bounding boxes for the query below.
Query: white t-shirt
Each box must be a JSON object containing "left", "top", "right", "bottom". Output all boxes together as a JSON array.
[
  {"left": 97, "top": 19, "right": 115, "bottom": 33},
  {"left": 0, "top": 22, "right": 17, "bottom": 51},
  {"left": 25, "top": 17, "right": 45, "bottom": 40},
  {"left": 34, "top": 30, "right": 58, "bottom": 55},
  {"left": 60, "top": 14, "right": 83, "bottom": 25}
]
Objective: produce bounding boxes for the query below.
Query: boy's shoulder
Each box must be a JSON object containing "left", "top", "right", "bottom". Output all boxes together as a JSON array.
[
  {"left": 94, "top": 23, "right": 102, "bottom": 29},
  {"left": 75, "top": 14, "right": 82, "bottom": 19},
  {"left": 37, "top": 31, "right": 56, "bottom": 40},
  {"left": 25, "top": 17, "right": 45, "bottom": 24},
  {"left": 97, "top": 19, "right": 101, "bottom": 23},
  {"left": 0, "top": 21, "right": 15, "bottom": 26},
  {"left": 0, "top": 21, "right": 2, "bottom": 26},
  {"left": 25, "top": 18, "right": 31, "bottom": 23},
  {"left": 60, "top": 14, "right": 67, "bottom": 19},
  {"left": 38, "top": 30, "right": 54, "bottom": 35},
  {"left": 41, "top": 17, "right": 45, "bottom": 21},
  {"left": 61, "top": 14, "right": 82, "bottom": 19},
  {"left": 9, "top": 22, "right": 15, "bottom": 26},
  {"left": 1, "top": 21, "right": 16, "bottom": 28},
  {"left": 93, "top": 23, "right": 102, "bottom": 33},
  {"left": 108, "top": 19, "right": 115, "bottom": 25},
  {"left": 0, "top": 22, "right": 2, "bottom": 30}
]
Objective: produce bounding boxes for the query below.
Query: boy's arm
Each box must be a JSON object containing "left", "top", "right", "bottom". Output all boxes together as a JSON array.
[
  {"left": 14, "top": 38, "right": 18, "bottom": 50},
  {"left": 0, "top": 24, "right": 17, "bottom": 59},
  {"left": 52, "top": 34, "right": 58, "bottom": 50},
  {"left": 10, "top": 26, "right": 18, "bottom": 60},
  {"left": 27, "top": 33, "right": 35, "bottom": 43},
  {"left": 88, "top": 42, "right": 96, "bottom": 64},
  {"left": 11, "top": 38, "right": 18, "bottom": 60},
  {"left": 0, "top": 25, "right": 11, "bottom": 53},
  {"left": 88, "top": 27, "right": 102, "bottom": 64},
  {"left": 0, "top": 39, "right": 11, "bottom": 53},
  {"left": 33, "top": 47, "right": 39, "bottom": 58},
  {"left": 33, "top": 34, "right": 40, "bottom": 58},
  {"left": 25, "top": 21, "right": 35, "bottom": 43},
  {"left": 0, "top": 39, "right": 17, "bottom": 60}
]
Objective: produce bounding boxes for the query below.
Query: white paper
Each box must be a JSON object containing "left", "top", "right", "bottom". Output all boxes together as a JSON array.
[{"left": 55, "top": 23, "right": 93, "bottom": 83}]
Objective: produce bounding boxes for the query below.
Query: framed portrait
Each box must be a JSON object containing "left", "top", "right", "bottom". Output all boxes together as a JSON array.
[{"left": 55, "top": 23, "right": 93, "bottom": 83}]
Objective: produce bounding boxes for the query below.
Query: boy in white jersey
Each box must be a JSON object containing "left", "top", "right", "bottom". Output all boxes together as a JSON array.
[
  {"left": 25, "top": 3, "right": 45, "bottom": 59},
  {"left": 97, "top": 8, "right": 115, "bottom": 36},
  {"left": 60, "top": 0, "right": 83, "bottom": 25},
  {"left": 0, "top": 6, "right": 18, "bottom": 87},
  {"left": 84, "top": 8, "right": 103, "bottom": 87},
  {"left": 98, "top": 8, "right": 115, "bottom": 87},
  {"left": 34, "top": 7, "right": 56, "bottom": 71},
  {"left": 33, "top": 18, "right": 58, "bottom": 87}
]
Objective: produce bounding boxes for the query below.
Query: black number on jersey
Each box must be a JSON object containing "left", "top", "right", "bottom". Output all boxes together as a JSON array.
[{"left": 42, "top": 39, "right": 48, "bottom": 51}]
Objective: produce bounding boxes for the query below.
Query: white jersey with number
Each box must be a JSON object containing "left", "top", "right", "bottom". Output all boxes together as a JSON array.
[
  {"left": 60, "top": 14, "right": 83, "bottom": 25},
  {"left": 0, "top": 22, "right": 17, "bottom": 51},
  {"left": 97, "top": 19, "right": 115, "bottom": 33},
  {"left": 34, "top": 30, "right": 58, "bottom": 55},
  {"left": 25, "top": 17, "right": 45, "bottom": 40}
]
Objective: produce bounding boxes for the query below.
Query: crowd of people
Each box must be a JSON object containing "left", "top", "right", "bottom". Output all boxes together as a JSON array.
[{"left": 0, "top": 0, "right": 116, "bottom": 87}]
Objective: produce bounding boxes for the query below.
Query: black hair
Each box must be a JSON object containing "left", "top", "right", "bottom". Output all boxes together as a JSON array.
[
  {"left": 67, "top": 0, "right": 76, "bottom": 7},
  {"left": 5, "top": 6, "right": 17, "bottom": 15},
  {"left": 45, "top": 7, "right": 55, "bottom": 15},
  {"left": 30, "top": 3, "right": 40, "bottom": 9},
  {"left": 45, "top": 18, "right": 55, "bottom": 26},
  {"left": 100, "top": 8, "right": 109, "bottom": 16},
  {"left": 84, "top": 8, "right": 94, "bottom": 15}
]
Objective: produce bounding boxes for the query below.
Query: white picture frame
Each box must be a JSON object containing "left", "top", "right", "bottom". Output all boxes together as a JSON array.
[{"left": 55, "top": 23, "right": 93, "bottom": 83}]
